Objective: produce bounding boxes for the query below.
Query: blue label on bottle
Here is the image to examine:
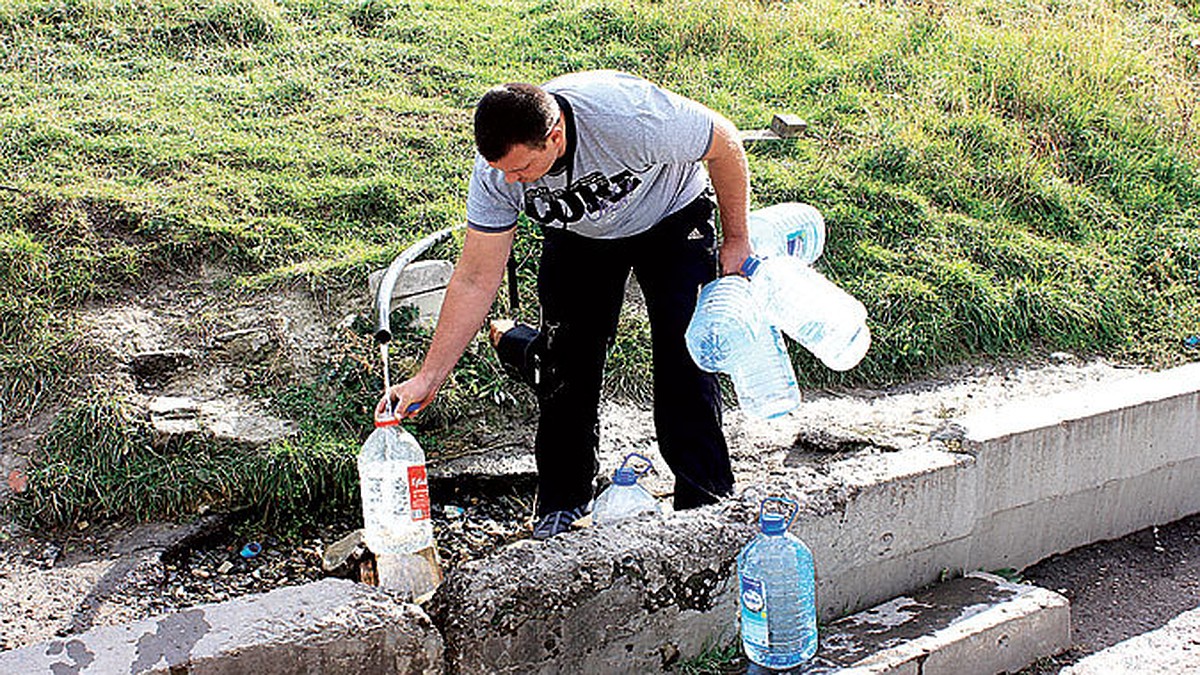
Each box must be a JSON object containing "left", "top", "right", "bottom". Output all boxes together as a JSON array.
[
  {"left": 785, "top": 232, "right": 804, "bottom": 257},
  {"left": 740, "top": 574, "right": 769, "bottom": 647}
]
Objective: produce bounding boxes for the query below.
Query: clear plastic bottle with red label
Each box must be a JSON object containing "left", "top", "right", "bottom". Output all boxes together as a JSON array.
[{"left": 358, "top": 412, "right": 433, "bottom": 555}]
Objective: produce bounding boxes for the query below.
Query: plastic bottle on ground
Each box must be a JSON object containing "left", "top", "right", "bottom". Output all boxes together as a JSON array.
[
  {"left": 686, "top": 276, "right": 801, "bottom": 418},
  {"left": 359, "top": 409, "right": 441, "bottom": 599},
  {"left": 592, "top": 453, "right": 662, "bottom": 525},
  {"left": 737, "top": 497, "right": 818, "bottom": 670},
  {"left": 748, "top": 202, "right": 826, "bottom": 264},
  {"left": 358, "top": 412, "right": 433, "bottom": 555},
  {"left": 742, "top": 255, "right": 871, "bottom": 372}
]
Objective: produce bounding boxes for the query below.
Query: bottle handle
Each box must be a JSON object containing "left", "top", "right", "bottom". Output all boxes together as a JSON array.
[
  {"left": 377, "top": 401, "right": 424, "bottom": 424},
  {"left": 759, "top": 496, "right": 799, "bottom": 527},
  {"left": 620, "top": 452, "right": 654, "bottom": 478}
]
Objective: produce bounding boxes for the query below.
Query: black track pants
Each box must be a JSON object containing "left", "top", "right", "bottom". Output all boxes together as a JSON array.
[{"left": 533, "top": 195, "right": 734, "bottom": 515}]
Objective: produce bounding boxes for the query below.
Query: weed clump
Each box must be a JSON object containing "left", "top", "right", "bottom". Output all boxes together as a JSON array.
[{"left": 11, "top": 396, "right": 358, "bottom": 532}]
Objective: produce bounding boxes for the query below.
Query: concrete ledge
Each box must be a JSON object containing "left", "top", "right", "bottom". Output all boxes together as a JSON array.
[
  {"left": 804, "top": 572, "right": 1070, "bottom": 675},
  {"left": 435, "top": 362, "right": 1200, "bottom": 673},
  {"left": 0, "top": 579, "right": 443, "bottom": 674},
  {"left": 1062, "top": 604, "right": 1200, "bottom": 674},
  {"left": 430, "top": 505, "right": 757, "bottom": 674}
]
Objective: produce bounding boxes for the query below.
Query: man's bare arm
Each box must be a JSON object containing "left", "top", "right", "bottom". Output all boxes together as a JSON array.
[{"left": 378, "top": 226, "right": 515, "bottom": 417}]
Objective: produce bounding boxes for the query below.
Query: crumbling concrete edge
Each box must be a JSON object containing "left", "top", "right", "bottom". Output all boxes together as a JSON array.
[
  {"left": 433, "top": 362, "right": 1200, "bottom": 673},
  {"left": 0, "top": 579, "right": 444, "bottom": 674}
]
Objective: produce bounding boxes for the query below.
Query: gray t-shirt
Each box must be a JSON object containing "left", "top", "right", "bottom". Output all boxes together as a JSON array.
[{"left": 466, "top": 71, "right": 715, "bottom": 239}]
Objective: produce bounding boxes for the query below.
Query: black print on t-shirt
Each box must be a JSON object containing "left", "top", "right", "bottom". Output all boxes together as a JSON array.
[{"left": 523, "top": 170, "right": 642, "bottom": 227}]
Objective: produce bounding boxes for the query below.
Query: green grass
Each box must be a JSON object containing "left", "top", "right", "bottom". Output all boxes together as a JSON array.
[
  {"left": 672, "top": 638, "right": 743, "bottom": 674},
  {"left": 2, "top": 0, "right": 1199, "bottom": 530},
  {"left": 12, "top": 394, "right": 360, "bottom": 530}
]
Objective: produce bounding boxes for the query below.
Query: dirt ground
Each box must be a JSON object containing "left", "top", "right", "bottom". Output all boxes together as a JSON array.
[{"left": 1017, "top": 512, "right": 1200, "bottom": 672}]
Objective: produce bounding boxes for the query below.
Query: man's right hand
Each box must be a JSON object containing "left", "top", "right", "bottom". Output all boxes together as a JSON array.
[{"left": 376, "top": 374, "right": 438, "bottom": 420}]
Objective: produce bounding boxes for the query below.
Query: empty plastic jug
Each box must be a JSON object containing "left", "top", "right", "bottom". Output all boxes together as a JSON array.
[
  {"left": 737, "top": 497, "right": 818, "bottom": 669},
  {"left": 742, "top": 255, "right": 871, "bottom": 372},
  {"left": 592, "top": 453, "right": 662, "bottom": 525},
  {"left": 748, "top": 203, "right": 826, "bottom": 264},
  {"left": 686, "top": 275, "right": 759, "bottom": 373},
  {"left": 730, "top": 323, "right": 802, "bottom": 419},
  {"left": 686, "top": 276, "right": 801, "bottom": 418}
]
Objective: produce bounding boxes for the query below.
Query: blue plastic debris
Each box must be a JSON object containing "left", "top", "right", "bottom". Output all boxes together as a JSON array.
[
  {"left": 1185, "top": 336, "right": 1200, "bottom": 348},
  {"left": 240, "top": 542, "right": 262, "bottom": 558}
]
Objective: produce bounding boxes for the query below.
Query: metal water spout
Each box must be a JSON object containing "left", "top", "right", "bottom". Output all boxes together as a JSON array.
[{"left": 374, "top": 224, "right": 465, "bottom": 345}]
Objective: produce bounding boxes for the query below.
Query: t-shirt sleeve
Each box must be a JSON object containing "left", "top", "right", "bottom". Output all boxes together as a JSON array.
[
  {"left": 624, "top": 81, "right": 715, "bottom": 167},
  {"left": 466, "top": 154, "right": 520, "bottom": 233}
]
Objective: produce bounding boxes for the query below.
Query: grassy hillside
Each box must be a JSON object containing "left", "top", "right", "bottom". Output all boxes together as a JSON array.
[{"left": 2, "top": 0, "right": 1198, "bottom": 528}]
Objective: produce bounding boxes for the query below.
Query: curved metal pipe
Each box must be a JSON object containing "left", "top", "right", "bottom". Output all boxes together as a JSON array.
[{"left": 374, "top": 223, "right": 466, "bottom": 344}]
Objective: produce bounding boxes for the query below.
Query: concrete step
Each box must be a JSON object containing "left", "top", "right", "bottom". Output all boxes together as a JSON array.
[{"left": 773, "top": 572, "right": 1070, "bottom": 675}]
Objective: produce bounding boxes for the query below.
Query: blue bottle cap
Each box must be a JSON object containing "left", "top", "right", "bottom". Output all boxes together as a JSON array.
[
  {"left": 760, "top": 511, "right": 788, "bottom": 535},
  {"left": 612, "top": 466, "right": 638, "bottom": 486},
  {"left": 740, "top": 255, "right": 762, "bottom": 276}
]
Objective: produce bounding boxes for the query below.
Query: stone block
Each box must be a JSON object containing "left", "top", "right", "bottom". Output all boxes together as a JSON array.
[
  {"left": 369, "top": 260, "right": 453, "bottom": 302},
  {"left": 796, "top": 572, "right": 1069, "bottom": 675},
  {"left": 770, "top": 113, "right": 808, "bottom": 138},
  {"left": 0, "top": 579, "right": 443, "bottom": 674}
]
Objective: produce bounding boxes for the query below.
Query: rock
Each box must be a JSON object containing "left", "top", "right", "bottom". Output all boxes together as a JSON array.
[
  {"left": 322, "top": 529, "right": 366, "bottom": 575},
  {"left": 144, "top": 396, "right": 296, "bottom": 449},
  {"left": 215, "top": 329, "right": 275, "bottom": 364},
  {"left": 130, "top": 350, "right": 195, "bottom": 389},
  {"left": 200, "top": 398, "right": 297, "bottom": 448}
]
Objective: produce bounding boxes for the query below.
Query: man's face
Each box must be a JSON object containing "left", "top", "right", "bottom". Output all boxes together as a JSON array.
[{"left": 488, "top": 122, "right": 563, "bottom": 184}]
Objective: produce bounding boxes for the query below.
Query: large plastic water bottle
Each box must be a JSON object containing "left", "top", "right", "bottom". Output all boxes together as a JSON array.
[
  {"left": 748, "top": 203, "right": 826, "bottom": 264},
  {"left": 742, "top": 255, "right": 871, "bottom": 372},
  {"left": 592, "top": 453, "right": 662, "bottom": 525},
  {"left": 358, "top": 411, "right": 433, "bottom": 555},
  {"left": 730, "top": 324, "right": 803, "bottom": 419},
  {"left": 685, "top": 276, "right": 801, "bottom": 418},
  {"left": 686, "top": 275, "right": 758, "bottom": 372},
  {"left": 737, "top": 497, "right": 818, "bottom": 669}
]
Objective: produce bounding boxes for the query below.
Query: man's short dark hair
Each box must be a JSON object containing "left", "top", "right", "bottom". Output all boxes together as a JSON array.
[{"left": 474, "top": 83, "right": 559, "bottom": 162}]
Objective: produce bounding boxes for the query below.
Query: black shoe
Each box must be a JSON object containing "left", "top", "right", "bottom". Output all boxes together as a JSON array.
[{"left": 531, "top": 503, "right": 591, "bottom": 541}]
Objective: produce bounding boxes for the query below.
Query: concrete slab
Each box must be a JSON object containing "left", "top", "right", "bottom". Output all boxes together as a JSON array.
[
  {"left": 791, "top": 572, "right": 1069, "bottom": 674},
  {"left": 1062, "top": 604, "right": 1200, "bottom": 674},
  {"left": 369, "top": 259, "right": 453, "bottom": 300},
  {"left": 432, "top": 362, "right": 1200, "bottom": 673},
  {"left": 370, "top": 259, "right": 453, "bottom": 326},
  {"left": 0, "top": 579, "right": 443, "bottom": 674}
]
